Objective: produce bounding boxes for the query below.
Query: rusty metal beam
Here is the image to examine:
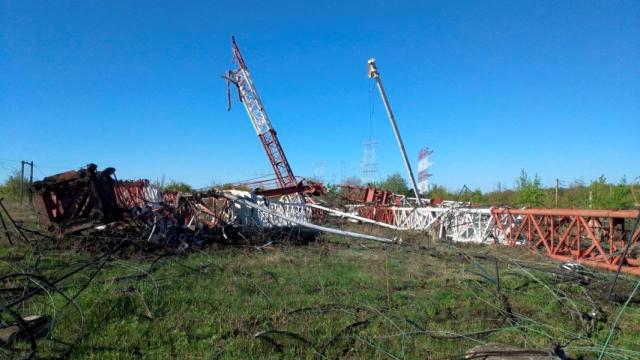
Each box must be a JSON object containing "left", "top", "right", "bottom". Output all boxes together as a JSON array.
[{"left": 492, "top": 208, "right": 639, "bottom": 218}]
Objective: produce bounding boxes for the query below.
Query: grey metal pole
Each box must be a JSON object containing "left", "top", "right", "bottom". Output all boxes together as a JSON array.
[
  {"left": 367, "top": 59, "right": 421, "bottom": 204},
  {"left": 19, "top": 161, "right": 24, "bottom": 205},
  {"left": 28, "top": 161, "right": 34, "bottom": 205}
]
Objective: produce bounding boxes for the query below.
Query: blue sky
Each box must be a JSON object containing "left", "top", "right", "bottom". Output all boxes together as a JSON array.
[{"left": 1, "top": 1, "right": 638, "bottom": 191}]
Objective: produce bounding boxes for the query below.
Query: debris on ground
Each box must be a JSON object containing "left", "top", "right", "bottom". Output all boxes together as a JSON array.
[{"left": 466, "top": 343, "right": 562, "bottom": 359}]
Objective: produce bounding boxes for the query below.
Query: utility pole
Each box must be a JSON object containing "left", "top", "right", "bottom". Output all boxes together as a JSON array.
[
  {"left": 27, "top": 161, "right": 34, "bottom": 204},
  {"left": 19, "top": 162, "right": 24, "bottom": 205},
  {"left": 367, "top": 59, "right": 421, "bottom": 204},
  {"left": 555, "top": 178, "right": 559, "bottom": 208},
  {"left": 19, "top": 161, "right": 34, "bottom": 205}
]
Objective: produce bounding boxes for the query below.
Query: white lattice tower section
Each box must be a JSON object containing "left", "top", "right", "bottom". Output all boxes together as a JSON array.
[{"left": 222, "top": 191, "right": 497, "bottom": 244}]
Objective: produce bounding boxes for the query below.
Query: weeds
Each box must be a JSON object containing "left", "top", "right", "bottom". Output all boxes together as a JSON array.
[{"left": 1, "top": 205, "right": 639, "bottom": 359}]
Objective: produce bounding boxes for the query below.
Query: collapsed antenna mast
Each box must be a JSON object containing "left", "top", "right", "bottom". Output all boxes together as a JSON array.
[
  {"left": 367, "top": 59, "right": 421, "bottom": 203},
  {"left": 225, "top": 36, "right": 298, "bottom": 191}
]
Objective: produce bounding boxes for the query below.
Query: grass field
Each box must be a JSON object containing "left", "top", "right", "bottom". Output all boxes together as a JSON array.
[{"left": 1, "top": 202, "right": 640, "bottom": 359}]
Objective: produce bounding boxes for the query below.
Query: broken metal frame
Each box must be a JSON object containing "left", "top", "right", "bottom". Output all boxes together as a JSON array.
[
  {"left": 355, "top": 205, "right": 495, "bottom": 243},
  {"left": 307, "top": 203, "right": 402, "bottom": 230},
  {"left": 221, "top": 192, "right": 396, "bottom": 243}
]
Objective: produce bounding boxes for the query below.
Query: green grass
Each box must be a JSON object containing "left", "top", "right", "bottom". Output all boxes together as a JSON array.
[{"left": 1, "top": 204, "right": 639, "bottom": 359}]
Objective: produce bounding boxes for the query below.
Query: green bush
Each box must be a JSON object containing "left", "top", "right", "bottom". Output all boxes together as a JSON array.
[
  {"left": 516, "top": 170, "right": 547, "bottom": 207},
  {"left": 0, "top": 170, "right": 30, "bottom": 200},
  {"left": 162, "top": 180, "right": 193, "bottom": 193},
  {"left": 377, "top": 173, "right": 411, "bottom": 196}
]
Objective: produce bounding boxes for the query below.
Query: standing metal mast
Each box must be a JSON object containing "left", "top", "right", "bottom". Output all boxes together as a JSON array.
[
  {"left": 225, "top": 37, "right": 298, "bottom": 190},
  {"left": 367, "top": 58, "right": 421, "bottom": 203}
]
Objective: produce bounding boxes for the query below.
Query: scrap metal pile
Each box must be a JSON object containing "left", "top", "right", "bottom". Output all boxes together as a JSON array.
[
  {"left": 0, "top": 164, "right": 403, "bottom": 358},
  {"left": 30, "top": 163, "right": 163, "bottom": 236},
  {"left": 0, "top": 165, "right": 383, "bottom": 359},
  {"left": 24, "top": 164, "right": 397, "bottom": 248},
  {"left": 21, "top": 163, "right": 640, "bottom": 276}
]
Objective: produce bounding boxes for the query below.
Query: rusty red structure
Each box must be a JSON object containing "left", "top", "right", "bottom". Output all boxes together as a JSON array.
[
  {"left": 339, "top": 185, "right": 403, "bottom": 206},
  {"left": 356, "top": 206, "right": 396, "bottom": 225},
  {"left": 255, "top": 181, "right": 326, "bottom": 198},
  {"left": 492, "top": 208, "right": 640, "bottom": 275},
  {"left": 344, "top": 201, "right": 640, "bottom": 275},
  {"left": 30, "top": 164, "right": 162, "bottom": 235},
  {"left": 227, "top": 176, "right": 326, "bottom": 199},
  {"left": 338, "top": 185, "right": 405, "bottom": 225}
]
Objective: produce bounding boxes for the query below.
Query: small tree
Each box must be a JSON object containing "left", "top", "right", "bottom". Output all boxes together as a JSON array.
[
  {"left": 589, "top": 175, "right": 608, "bottom": 209},
  {"left": 0, "top": 170, "right": 30, "bottom": 199},
  {"left": 428, "top": 184, "right": 449, "bottom": 200},
  {"left": 608, "top": 178, "right": 634, "bottom": 209},
  {"left": 378, "top": 173, "right": 411, "bottom": 196},
  {"left": 163, "top": 180, "right": 193, "bottom": 193},
  {"left": 589, "top": 175, "right": 634, "bottom": 209},
  {"left": 467, "top": 188, "right": 486, "bottom": 204},
  {"left": 516, "top": 170, "right": 546, "bottom": 207},
  {"left": 559, "top": 177, "right": 588, "bottom": 208}
]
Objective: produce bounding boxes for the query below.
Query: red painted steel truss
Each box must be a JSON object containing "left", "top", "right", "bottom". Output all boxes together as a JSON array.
[
  {"left": 492, "top": 208, "right": 640, "bottom": 275},
  {"left": 348, "top": 204, "right": 640, "bottom": 275},
  {"left": 339, "top": 185, "right": 403, "bottom": 206},
  {"left": 356, "top": 206, "right": 395, "bottom": 225},
  {"left": 258, "top": 129, "right": 297, "bottom": 189}
]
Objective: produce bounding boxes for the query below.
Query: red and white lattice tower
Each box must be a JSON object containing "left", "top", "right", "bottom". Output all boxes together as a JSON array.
[
  {"left": 225, "top": 37, "right": 297, "bottom": 190},
  {"left": 417, "top": 146, "right": 433, "bottom": 194}
]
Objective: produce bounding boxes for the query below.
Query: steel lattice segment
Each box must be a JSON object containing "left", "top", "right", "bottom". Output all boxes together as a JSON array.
[
  {"left": 231, "top": 66, "right": 273, "bottom": 136},
  {"left": 258, "top": 130, "right": 297, "bottom": 188},
  {"left": 491, "top": 208, "right": 640, "bottom": 275},
  {"left": 215, "top": 191, "right": 324, "bottom": 228},
  {"left": 349, "top": 204, "right": 640, "bottom": 275},
  {"left": 354, "top": 205, "right": 495, "bottom": 243}
]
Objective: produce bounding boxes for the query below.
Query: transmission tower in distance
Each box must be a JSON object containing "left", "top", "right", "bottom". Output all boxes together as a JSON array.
[
  {"left": 313, "top": 160, "right": 325, "bottom": 183},
  {"left": 361, "top": 139, "right": 378, "bottom": 185},
  {"left": 417, "top": 146, "right": 433, "bottom": 194}
]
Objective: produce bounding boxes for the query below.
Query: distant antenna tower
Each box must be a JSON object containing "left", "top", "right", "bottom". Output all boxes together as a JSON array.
[
  {"left": 417, "top": 146, "right": 433, "bottom": 194},
  {"left": 361, "top": 139, "right": 378, "bottom": 185},
  {"left": 340, "top": 160, "right": 347, "bottom": 183},
  {"left": 314, "top": 160, "right": 325, "bottom": 182}
]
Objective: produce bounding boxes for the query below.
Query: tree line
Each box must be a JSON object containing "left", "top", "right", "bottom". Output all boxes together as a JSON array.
[
  {"left": 3, "top": 168, "right": 637, "bottom": 210},
  {"left": 340, "top": 170, "right": 638, "bottom": 210}
]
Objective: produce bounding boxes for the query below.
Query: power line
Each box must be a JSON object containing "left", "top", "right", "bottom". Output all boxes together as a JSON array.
[
  {"left": 32, "top": 165, "right": 49, "bottom": 179},
  {"left": 0, "top": 160, "right": 20, "bottom": 173}
]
